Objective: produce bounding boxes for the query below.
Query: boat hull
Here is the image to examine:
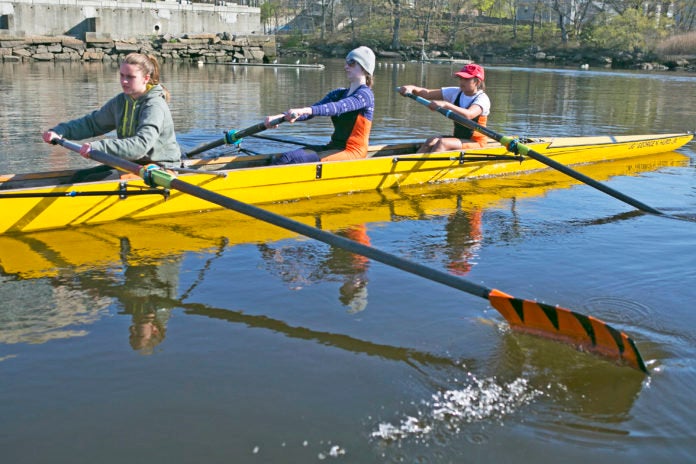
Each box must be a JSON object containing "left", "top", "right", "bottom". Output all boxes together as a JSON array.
[{"left": 0, "top": 133, "right": 692, "bottom": 234}]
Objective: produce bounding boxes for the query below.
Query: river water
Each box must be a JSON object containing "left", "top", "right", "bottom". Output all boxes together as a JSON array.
[{"left": 1, "top": 58, "right": 695, "bottom": 463}]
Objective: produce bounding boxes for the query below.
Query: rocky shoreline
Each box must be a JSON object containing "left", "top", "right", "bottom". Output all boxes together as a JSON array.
[
  {"left": 374, "top": 45, "right": 696, "bottom": 72},
  {"left": 284, "top": 42, "right": 696, "bottom": 72},
  {"left": 4, "top": 32, "right": 694, "bottom": 73},
  {"left": 0, "top": 33, "right": 277, "bottom": 63}
]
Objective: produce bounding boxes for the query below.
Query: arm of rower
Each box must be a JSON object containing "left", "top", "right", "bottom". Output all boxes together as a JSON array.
[
  {"left": 439, "top": 102, "right": 483, "bottom": 120},
  {"left": 399, "top": 86, "right": 443, "bottom": 100}
]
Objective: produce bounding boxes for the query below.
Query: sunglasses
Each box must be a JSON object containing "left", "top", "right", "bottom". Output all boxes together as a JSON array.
[{"left": 346, "top": 59, "right": 358, "bottom": 67}]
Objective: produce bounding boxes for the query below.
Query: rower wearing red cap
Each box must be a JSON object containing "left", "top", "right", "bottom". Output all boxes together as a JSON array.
[{"left": 398, "top": 63, "right": 490, "bottom": 153}]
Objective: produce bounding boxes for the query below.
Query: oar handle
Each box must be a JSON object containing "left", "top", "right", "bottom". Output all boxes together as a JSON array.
[
  {"left": 54, "top": 137, "right": 148, "bottom": 181},
  {"left": 55, "top": 138, "right": 83, "bottom": 153},
  {"left": 184, "top": 116, "right": 286, "bottom": 158},
  {"left": 233, "top": 116, "right": 283, "bottom": 139},
  {"left": 399, "top": 89, "right": 664, "bottom": 216}
]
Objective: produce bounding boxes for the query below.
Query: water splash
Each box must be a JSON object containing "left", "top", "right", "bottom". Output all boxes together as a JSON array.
[
  {"left": 371, "top": 374, "right": 542, "bottom": 442},
  {"left": 318, "top": 445, "right": 346, "bottom": 459}
]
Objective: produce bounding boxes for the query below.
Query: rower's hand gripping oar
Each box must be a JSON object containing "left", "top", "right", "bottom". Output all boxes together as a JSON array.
[
  {"left": 184, "top": 116, "right": 286, "bottom": 158},
  {"left": 53, "top": 137, "right": 649, "bottom": 374},
  {"left": 399, "top": 89, "right": 664, "bottom": 216}
]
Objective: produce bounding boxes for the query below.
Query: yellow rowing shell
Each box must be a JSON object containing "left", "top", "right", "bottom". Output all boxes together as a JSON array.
[{"left": 0, "top": 133, "right": 692, "bottom": 234}]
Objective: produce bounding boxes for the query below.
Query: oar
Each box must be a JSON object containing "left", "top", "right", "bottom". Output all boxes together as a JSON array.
[
  {"left": 400, "top": 90, "right": 664, "bottom": 216},
  {"left": 53, "top": 137, "right": 649, "bottom": 374},
  {"left": 184, "top": 116, "right": 286, "bottom": 158},
  {"left": 169, "top": 166, "right": 227, "bottom": 177},
  {"left": 250, "top": 133, "right": 314, "bottom": 147}
]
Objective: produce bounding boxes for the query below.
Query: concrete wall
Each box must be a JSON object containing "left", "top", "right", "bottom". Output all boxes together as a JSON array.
[{"left": 0, "top": 0, "right": 262, "bottom": 40}]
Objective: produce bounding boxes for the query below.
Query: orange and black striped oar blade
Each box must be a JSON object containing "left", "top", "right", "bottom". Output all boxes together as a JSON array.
[{"left": 488, "top": 289, "right": 648, "bottom": 373}]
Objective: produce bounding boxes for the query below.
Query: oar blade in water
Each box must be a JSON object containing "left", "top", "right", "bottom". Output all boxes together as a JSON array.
[{"left": 488, "top": 289, "right": 648, "bottom": 373}]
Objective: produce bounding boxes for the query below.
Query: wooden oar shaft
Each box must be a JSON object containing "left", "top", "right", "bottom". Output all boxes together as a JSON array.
[
  {"left": 55, "top": 138, "right": 648, "bottom": 373},
  {"left": 403, "top": 91, "right": 664, "bottom": 216},
  {"left": 184, "top": 116, "right": 286, "bottom": 158}
]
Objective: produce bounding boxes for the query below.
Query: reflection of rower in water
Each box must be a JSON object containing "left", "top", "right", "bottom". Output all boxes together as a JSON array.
[
  {"left": 119, "top": 247, "right": 180, "bottom": 354},
  {"left": 444, "top": 208, "right": 483, "bottom": 276},
  {"left": 257, "top": 223, "right": 372, "bottom": 313},
  {"left": 127, "top": 302, "right": 169, "bottom": 354},
  {"left": 325, "top": 224, "right": 371, "bottom": 313},
  {"left": 52, "top": 237, "right": 182, "bottom": 354}
]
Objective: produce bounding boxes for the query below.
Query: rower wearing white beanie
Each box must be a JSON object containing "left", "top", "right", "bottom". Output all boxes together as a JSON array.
[
  {"left": 264, "top": 46, "right": 376, "bottom": 164},
  {"left": 346, "top": 46, "right": 376, "bottom": 75}
]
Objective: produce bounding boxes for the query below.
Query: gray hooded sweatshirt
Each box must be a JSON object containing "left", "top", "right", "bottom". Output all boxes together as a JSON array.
[{"left": 51, "top": 84, "right": 181, "bottom": 168}]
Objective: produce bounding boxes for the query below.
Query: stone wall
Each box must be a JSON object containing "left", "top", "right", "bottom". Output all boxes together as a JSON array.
[{"left": 0, "top": 33, "right": 277, "bottom": 63}]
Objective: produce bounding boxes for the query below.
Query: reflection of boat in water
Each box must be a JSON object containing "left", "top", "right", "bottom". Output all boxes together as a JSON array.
[{"left": 1, "top": 150, "right": 688, "bottom": 280}]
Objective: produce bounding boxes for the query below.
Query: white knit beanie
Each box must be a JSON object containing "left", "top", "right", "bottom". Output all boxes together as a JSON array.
[{"left": 346, "top": 46, "right": 376, "bottom": 75}]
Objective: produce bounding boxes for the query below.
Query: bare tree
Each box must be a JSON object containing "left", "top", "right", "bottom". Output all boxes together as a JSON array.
[
  {"left": 423, "top": 0, "right": 439, "bottom": 42},
  {"left": 528, "top": 0, "right": 549, "bottom": 44},
  {"left": 344, "top": 0, "right": 360, "bottom": 43},
  {"left": 677, "top": 0, "right": 696, "bottom": 30},
  {"left": 387, "top": 0, "right": 402, "bottom": 48},
  {"left": 550, "top": 0, "right": 594, "bottom": 42},
  {"left": 446, "top": 0, "right": 470, "bottom": 46}
]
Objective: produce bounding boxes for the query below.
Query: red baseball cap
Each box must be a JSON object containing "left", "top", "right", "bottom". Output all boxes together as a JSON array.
[{"left": 454, "top": 63, "right": 485, "bottom": 81}]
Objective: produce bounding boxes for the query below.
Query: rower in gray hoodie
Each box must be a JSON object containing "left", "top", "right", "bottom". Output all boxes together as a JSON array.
[{"left": 43, "top": 53, "right": 181, "bottom": 169}]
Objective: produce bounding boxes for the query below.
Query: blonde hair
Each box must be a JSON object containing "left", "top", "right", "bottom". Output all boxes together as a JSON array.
[{"left": 123, "top": 53, "right": 171, "bottom": 102}]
